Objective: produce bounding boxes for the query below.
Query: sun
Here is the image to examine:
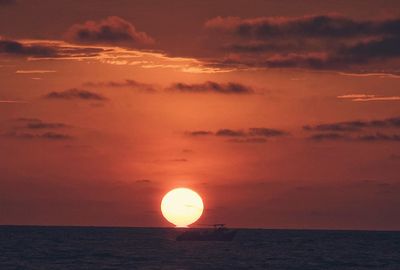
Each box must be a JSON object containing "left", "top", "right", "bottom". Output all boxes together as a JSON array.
[{"left": 161, "top": 188, "right": 204, "bottom": 227}]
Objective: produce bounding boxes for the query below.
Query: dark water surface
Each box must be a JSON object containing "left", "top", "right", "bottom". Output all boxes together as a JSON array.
[{"left": 0, "top": 226, "right": 399, "bottom": 269}]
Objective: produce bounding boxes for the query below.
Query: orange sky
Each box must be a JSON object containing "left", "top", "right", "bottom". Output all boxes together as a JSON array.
[{"left": 0, "top": 0, "right": 400, "bottom": 230}]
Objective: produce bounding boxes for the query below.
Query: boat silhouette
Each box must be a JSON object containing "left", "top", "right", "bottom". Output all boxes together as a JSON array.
[{"left": 176, "top": 224, "right": 237, "bottom": 241}]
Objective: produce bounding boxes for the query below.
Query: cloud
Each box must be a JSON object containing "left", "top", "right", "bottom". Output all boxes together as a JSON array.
[
  {"left": 0, "top": 38, "right": 222, "bottom": 74},
  {"left": 26, "top": 122, "right": 67, "bottom": 130},
  {"left": 304, "top": 117, "right": 400, "bottom": 132},
  {"left": 0, "top": 100, "right": 27, "bottom": 104},
  {"left": 44, "top": 88, "right": 108, "bottom": 101},
  {"left": 167, "top": 81, "right": 254, "bottom": 94},
  {"left": 0, "top": 39, "right": 57, "bottom": 57},
  {"left": 339, "top": 36, "right": 400, "bottom": 61},
  {"left": 202, "top": 15, "right": 400, "bottom": 71},
  {"left": 16, "top": 70, "right": 56, "bottom": 74},
  {"left": 15, "top": 118, "right": 68, "bottom": 129},
  {"left": 309, "top": 132, "right": 400, "bottom": 142},
  {"left": 337, "top": 94, "right": 400, "bottom": 102},
  {"left": 1, "top": 118, "right": 73, "bottom": 141},
  {"left": 205, "top": 15, "right": 400, "bottom": 39},
  {"left": 304, "top": 122, "right": 366, "bottom": 132},
  {"left": 185, "top": 130, "right": 213, "bottom": 136},
  {"left": 248, "top": 128, "right": 288, "bottom": 137},
  {"left": 338, "top": 72, "right": 400, "bottom": 79},
  {"left": 305, "top": 116, "right": 400, "bottom": 143},
  {"left": 186, "top": 127, "right": 288, "bottom": 143},
  {"left": 215, "top": 129, "right": 246, "bottom": 137},
  {"left": 40, "top": 132, "right": 73, "bottom": 140},
  {"left": 357, "top": 133, "right": 400, "bottom": 142},
  {"left": 0, "top": 38, "right": 105, "bottom": 59},
  {"left": 308, "top": 133, "right": 349, "bottom": 141},
  {"left": 83, "top": 79, "right": 156, "bottom": 92},
  {"left": 65, "top": 16, "right": 154, "bottom": 47},
  {"left": 3, "top": 131, "right": 73, "bottom": 141}
]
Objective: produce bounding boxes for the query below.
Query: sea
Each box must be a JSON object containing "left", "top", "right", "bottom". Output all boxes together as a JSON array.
[{"left": 0, "top": 226, "right": 399, "bottom": 270}]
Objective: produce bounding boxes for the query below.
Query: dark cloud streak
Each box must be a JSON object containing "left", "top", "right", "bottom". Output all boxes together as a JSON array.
[
  {"left": 14, "top": 118, "right": 69, "bottom": 130},
  {"left": 168, "top": 81, "right": 254, "bottom": 94},
  {"left": 216, "top": 129, "right": 246, "bottom": 137},
  {"left": 249, "top": 128, "right": 288, "bottom": 137},
  {"left": 83, "top": 79, "right": 156, "bottom": 92},
  {"left": 304, "top": 117, "right": 400, "bottom": 132},
  {"left": 44, "top": 88, "right": 108, "bottom": 101},
  {"left": 0, "top": 39, "right": 57, "bottom": 57},
  {"left": 186, "top": 127, "right": 288, "bottom": 143},
  {"left": 206, "top": 15, "right": 400, "bottom": 39},
  {"left": 186, "top": 130, "right": 213, "bottom": 136},
  {"left": 3, "top": 131, "right": 73, "bottom": 141}
]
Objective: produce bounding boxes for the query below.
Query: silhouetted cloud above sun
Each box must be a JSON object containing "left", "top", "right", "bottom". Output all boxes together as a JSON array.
[
  {"left": 65, "top": 16, "right": 154, "bottom": 47},
  {"left": 202, "top": 15, "right": 400, "bottom": 71}
]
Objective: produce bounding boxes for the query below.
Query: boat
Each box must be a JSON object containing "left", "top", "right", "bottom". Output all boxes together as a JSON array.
[{"left": 176, "top": 224, "right": 237, "bottom": 241}]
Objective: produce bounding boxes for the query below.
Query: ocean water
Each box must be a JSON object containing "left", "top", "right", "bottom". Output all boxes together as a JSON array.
[{"left": 0, "top": 226, "right": 399, "bottom": 270}]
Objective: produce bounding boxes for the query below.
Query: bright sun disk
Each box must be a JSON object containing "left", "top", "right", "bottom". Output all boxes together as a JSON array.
[{"left": 161, "top": 188, "right": 204, "bottom": 227}]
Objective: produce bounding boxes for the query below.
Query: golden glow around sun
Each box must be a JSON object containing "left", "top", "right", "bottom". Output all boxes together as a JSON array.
[{"left": 161, "top": 188, "right": 204, "bottom": 227}]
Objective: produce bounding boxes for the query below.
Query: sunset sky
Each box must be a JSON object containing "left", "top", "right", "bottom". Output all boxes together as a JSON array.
[{"left": 1, "top": 0, "right": 400, "bottom": 230}]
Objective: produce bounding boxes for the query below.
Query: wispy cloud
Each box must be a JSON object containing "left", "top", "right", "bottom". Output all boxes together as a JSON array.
[
  {"left": 15, "top": 118, "right": 69, "bottom": 129},
  {"left": 3, "top": 131, "right": 73, "bottom": 141},
  {"left": 0, "top": 100, "right": 27, "bottom": 104},
  {"left": 186, "top": 127, "right": 288, "bottom": 143},
  {"left": 2, "top": 38, "right": 224, "bottom": 74},
  {"left": 337, "top": 94, "right": 400, "bottom": 102},
  {"left": 44, "top": 88, "right": 108, "bottom": 101},
  {"left": 2, "top": 118, "right": 74, "bottom": 141},
  {"left": 83, "top": 79, "right": 156, "bottom": 93},
  {"left": 16, "top": 70, "right": 56, "bottom": 74},
  {"left": 358, "top": 133, "right": 400, "bottom": 142},
  {"left": 308, "top": 132, "right": 400, "bottom": 142},
  {"left": 337, "top": 72, "right": 400, "bottom": 79},
  {"left": 304, "top": 117, "right": 400, "bottom": 132},
  {"left": 308, "top": 132, "right": 350, "bottom": 141},
  {"left": 167, "top": 81, "right": 254, "bottom": 94},
  {"left": 305, "top": 116, "right": 400, "bottom": 143},
  {"left": 185, "top": 130, "right": 213, "bottom": 136}
]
